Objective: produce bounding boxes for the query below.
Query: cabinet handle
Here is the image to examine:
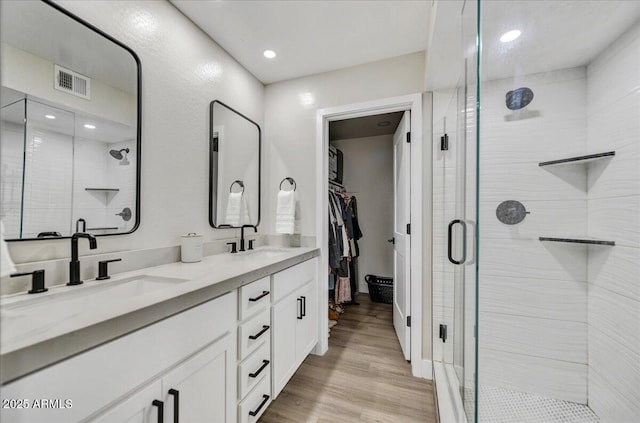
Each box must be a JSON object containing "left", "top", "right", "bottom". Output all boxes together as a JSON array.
[
  {"left": 297, "top": 298, "right": 303, "bottom": 319},
  {"left": 301, "top": 295, "right": 306, "bottom": 317},
  {"left": 248, "top": 394, "right": 270, "bottom": 417},
  {"left": 168, "top": 389, "right": 179, "bottom": 423},
  {"left": 249, "top": 290, "right": 270, "bottom": 302},
  {"left": 249, "top": 360, "right": 270, "bottom": 378},
  {"left": 152, "top": 399, "right": 164, "bottom": 423},
  {"left": 249, "top": 325, "right": 270, "bottom": 340}
]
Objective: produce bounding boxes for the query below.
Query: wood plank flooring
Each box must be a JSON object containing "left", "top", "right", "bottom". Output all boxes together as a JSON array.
[{"left": 260, "top": 293, "right": 436, "bottom": 423}]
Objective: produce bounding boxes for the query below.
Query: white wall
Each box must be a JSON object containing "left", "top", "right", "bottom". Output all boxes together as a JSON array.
[
  {"left": 4, "top": 0, "right": 264, "bottom": 268},
  {"left": 263, "top": 52, "right": 424, "bottom": 237},
  {"left": 586, "top": 22, "right": 640, "bottom": 422},
  {"left": 331, "top": 135, "right": 394, "bottom": 293}
]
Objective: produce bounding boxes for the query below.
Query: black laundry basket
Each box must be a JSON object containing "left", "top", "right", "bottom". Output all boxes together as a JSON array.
[{"left": 365, "top": 274, "right": 393, "bottom": 304}]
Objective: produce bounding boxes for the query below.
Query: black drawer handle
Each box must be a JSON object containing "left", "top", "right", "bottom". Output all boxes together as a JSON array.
[
  {"left": 301, "top": 295, "right": 306, "bottom": 317},
  {"left": 249, "top": 325, "right": 270, "bottom": 340},
  {"left": 249, "top": 290, "right": 269, "bottom": 302},
  {"left": 297, "top": 298, "right": 303, "bottom": 319},
  {"left": 249, "top": 360, "right": 270, "bottom": 378},
  {"left": 168, "top": 389, "right": 179, "bottom": 423},
  {"left": 152, "top": 399, "right": 164, "bottom": 423},
  {"left": 248, "top": 394, "right": 270, "bottom": 417}
]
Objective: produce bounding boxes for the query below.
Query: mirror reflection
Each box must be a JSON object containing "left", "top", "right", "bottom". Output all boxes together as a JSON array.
[
  {"left": 0, "top": 0, "right": 140, "bottom": 240},
  {"left": 209, "top": 100, "right": 260, "bottom": 228}
]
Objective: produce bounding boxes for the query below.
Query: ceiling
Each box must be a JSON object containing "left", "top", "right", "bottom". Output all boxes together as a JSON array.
[
  {"left": 1, "top": 0, "right": 137, "bottom": 94},
  {"left": 426, "top": 0, "right": 640, "bottom": 90},
  {"left": 330, "top": 112, "right": 403, "bottom": 142},
  {"left": 171, "top": 0, "right": 431, "bottom": 84}
]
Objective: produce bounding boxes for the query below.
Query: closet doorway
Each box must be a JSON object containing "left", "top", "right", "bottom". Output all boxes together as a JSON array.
[{"left": 315, "top": 94, "right": 425, "bottom": 378}]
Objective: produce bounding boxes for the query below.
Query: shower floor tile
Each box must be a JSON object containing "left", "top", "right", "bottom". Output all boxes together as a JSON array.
[{"left": 472, "top": 385, "right": 599, "bottom": 423}]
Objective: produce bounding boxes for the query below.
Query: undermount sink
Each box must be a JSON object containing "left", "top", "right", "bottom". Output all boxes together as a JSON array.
[
  {"left": 1, "top": 275, "right": 188, "bottom": 318},
  {"left": 239, "top": 247, "right": 294, "bottom": 258}
]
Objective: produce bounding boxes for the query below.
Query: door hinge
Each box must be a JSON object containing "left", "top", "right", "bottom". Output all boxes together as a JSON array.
[
  {"left": 406, "top": 132, "right": 411, "bottom": 143},
  {"left": 407, "top": 316, "right": 411, "bottom": 327},
  {"left": 406, "top": 223, "right": 411, "bottom": 235},
  {"left": 439, "top": 324, "right": 447, "bottom": 343},
  {"left": 440, "top": 133, "right": 449, "bottom": 151}
]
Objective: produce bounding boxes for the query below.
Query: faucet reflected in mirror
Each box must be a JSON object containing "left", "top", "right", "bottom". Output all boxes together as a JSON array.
[{"left": 67, "top": 233, "right": 98, "bottom": 286}]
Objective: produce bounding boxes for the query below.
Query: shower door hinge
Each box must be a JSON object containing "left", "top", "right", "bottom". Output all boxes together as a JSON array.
[
  {"left": 439, "top": 324, "right": 448, "bottom": 343},
  {"left": 406, "top": 132, "right": 411, "bottom": 143},
  {"left": 440, "top": 133, "right": 449, "bottom": 151},
  {"left": 406, "top": 223, "right": 411, "bottom": 235},
  {"left": 407, "top": 316, "right": 411, "bottom": 327}
]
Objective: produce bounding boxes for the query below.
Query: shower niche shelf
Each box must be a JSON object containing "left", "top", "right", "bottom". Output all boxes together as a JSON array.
[
  {"left": 85, "top": 188, "right": 120, "bottom": 205},
  {"left": 539, "top": 237, "right": 615, "bottom": 246},
  {"left": 538, "top": 151, "right": 615, "bottom": 167}
]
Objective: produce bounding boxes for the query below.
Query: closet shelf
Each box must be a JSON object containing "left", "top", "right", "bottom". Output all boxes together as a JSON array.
[
  {"left": 538, "top": 151, "right": 615, "bottom": 167},
  {"left": 539, "top": 237, "right": 615, "bottom": 246}
]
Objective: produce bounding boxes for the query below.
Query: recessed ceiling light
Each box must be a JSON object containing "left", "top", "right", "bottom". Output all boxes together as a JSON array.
[
  {"left": 45, "top": 114, "right": 56, "bottom": 120},
  {"left": 84, "top": 124, "right": 96, "bottom": 129},
  {"left": 377, "top": 121, "right": 391, "bottom": 127},
  {"left": 263, "top": 49, "right": 276, "bottom": 59},
  {"left": 500, "top": 30, "right": 521, "bottom": 43}
]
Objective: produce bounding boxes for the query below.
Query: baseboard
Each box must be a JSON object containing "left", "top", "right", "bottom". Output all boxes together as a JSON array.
[{"left": 412, "top": 358, "right": 433, "bottom": 380}]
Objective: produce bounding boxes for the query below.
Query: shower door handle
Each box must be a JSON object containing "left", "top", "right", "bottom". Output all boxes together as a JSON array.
[{"left": 447, "top": 219, "right": 467, "bottom": 265}]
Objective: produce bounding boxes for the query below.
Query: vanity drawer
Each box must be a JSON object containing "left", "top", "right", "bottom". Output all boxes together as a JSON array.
[
  {"left": 238, "top": 308, "right": 270, "bottom": 360},
  {"left": 238, "top": 373, "right": 271, "bottom": 423},
  {"left": 271, "top": 258, "right": 316, "bottom": 302},
  {"left": 238, "top": 340, "right": 271, "bottom": 400},
  {"left": 239, "top": 276, "right": 270, "bottom": 320}
]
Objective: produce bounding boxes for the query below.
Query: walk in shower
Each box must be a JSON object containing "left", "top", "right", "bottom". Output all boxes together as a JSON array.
[{"left": 429, "top": 1, "right": 640, "bottom": 422}]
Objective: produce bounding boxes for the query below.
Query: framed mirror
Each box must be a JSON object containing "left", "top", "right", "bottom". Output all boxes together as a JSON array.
[
  {"left": 0, "top": 0, "right": 141, "bottom": 241},
  {"left": 209, "top": 100, "right": 261, "bottom": 228}
]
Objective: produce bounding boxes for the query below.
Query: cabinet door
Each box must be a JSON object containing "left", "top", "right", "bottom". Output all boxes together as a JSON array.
[
  {"left": 295, "top": 281, "right": 317, "bottom": 362},
  {"left": 92, "top": 381, "right": 162, "bottom": 423},
  {"left": 161, "top": 332, "right": 237, "bottom": 423},
  {"left": 271, "top": 294, "right": 299, "bottom": 397}
]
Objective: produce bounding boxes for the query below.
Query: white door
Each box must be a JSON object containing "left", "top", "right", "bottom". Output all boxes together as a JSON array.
[{"left": 393, "top": 111, "right": 411, "bottom": 360}]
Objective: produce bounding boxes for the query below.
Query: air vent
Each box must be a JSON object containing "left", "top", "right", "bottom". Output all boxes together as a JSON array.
[{"left": 54, "top": 65, "right": 91, "bottom": 99}]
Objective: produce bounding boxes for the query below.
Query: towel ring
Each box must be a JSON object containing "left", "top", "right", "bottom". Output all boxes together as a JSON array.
[
  {"left": 230, "top": 180, "right": 245, "bottom": 193},
  {"left": 279, "top": 177, "right": 296, "bottom": 191}
]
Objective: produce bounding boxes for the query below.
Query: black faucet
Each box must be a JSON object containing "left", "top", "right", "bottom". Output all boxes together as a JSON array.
[
  {"left": 67, "top": 232, "right": 97, "bottom": 286},
  {"left": 239, "top": 225, "right": 257, "bottom": 252}
]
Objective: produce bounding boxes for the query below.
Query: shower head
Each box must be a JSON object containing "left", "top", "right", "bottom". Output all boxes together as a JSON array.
[{"left": 109, "top": 148, "right": 130, "bottom": 160}]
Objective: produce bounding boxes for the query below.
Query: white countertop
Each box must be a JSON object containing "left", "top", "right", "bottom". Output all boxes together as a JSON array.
[{"left": 0, "top": 246, "right": 319, "bottom": 384}]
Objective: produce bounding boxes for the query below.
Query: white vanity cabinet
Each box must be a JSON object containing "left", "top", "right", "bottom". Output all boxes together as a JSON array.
[
  {"left": 0, "top": 291, "right": 237, "bottom": 423},
  {"left": 271, "top": 258, "right": 318, "bottom": 398}
]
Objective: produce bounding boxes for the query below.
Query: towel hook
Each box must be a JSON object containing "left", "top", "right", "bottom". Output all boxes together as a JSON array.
[
  {"left": 279, "top": 177, "right": 296, "bottom": 191},
  {"left": 230, "top": 180, "right": 245, "bottom": 193}
]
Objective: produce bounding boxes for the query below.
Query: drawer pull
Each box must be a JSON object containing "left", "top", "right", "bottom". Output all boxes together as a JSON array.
[
  {"left": 168, "top": 389, "right": 179, "bottom": 423},
  {"left": 249, "top": 290, "right": 270, "bottom": 302},
  {"left": 249, "top": 359, "right": 270, "bottom": 378},
  {"left": 297, "top": 297, "right": 303, "bottom": 319},
  {"left": 301, "top": 295, "right": 306, "bottom": 317},
  {"left": 248, "top": 394, "right": 270, "bottom": 417},
  {"left": 249, "top": 325, "right": 270, "bottom": 340},
  {"left": 152, "top": 399, "right": 164, "bottom": 423}
]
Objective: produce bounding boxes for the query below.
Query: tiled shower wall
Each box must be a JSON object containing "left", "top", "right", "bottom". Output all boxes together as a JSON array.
[
  {"left": 586, "top": 22, "right": 640, "bottom": 422},
  {"left": 477, "top": 67, "right": 589, "bottom": 404}
]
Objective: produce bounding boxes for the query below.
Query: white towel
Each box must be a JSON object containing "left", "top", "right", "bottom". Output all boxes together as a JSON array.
[
  {"left": 275, "top": 190, "right": 295, "bottom": 234},
  {"left": 226, "top": 192, "right": 242, "bottom": 226},
  {"left": 0, "top": 221, "right": 17, "bottom": 277},
  {"left": 226, "top": 192, "right": 252, "bottom": 226}
]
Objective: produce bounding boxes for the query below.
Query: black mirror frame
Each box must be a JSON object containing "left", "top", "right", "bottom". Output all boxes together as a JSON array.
[
  {"left": 209, "top": 100, "right": 261, "bottom": 229},
  {"left": 6, "top": 0, "right": 142, "bottom": 242}
]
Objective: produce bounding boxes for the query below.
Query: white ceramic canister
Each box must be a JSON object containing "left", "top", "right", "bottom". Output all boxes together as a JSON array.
[{"left": 181, "top": 233, "right": 203, "bottom": 263}]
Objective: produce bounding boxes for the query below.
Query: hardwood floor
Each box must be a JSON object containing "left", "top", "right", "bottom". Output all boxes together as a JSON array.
[{"left": 260, "top": 293, "right": 437, "bottom": 423}]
